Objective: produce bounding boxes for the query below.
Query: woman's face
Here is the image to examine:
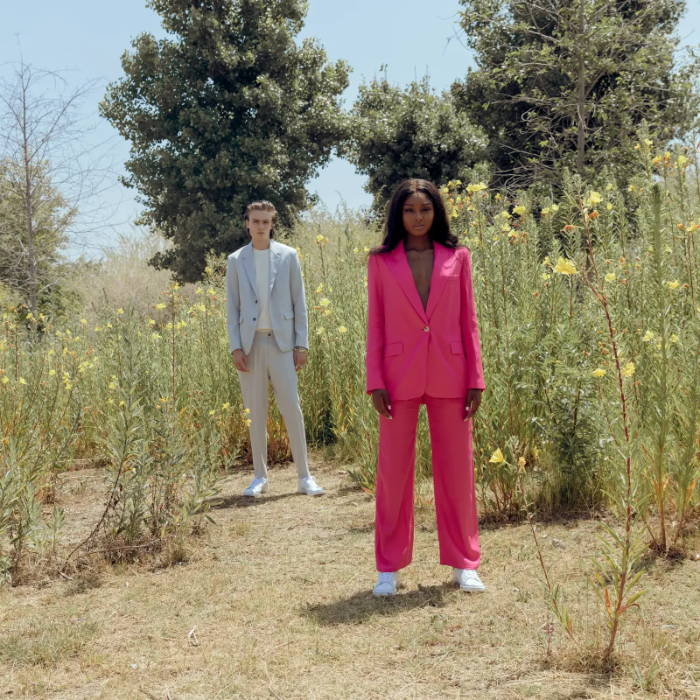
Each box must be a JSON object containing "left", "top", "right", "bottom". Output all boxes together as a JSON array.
[{"left": 402, "top": 191, "right": 434, "bottom": 240}]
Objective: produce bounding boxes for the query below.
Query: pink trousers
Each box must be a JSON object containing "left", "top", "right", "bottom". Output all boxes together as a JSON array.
[{"left": 375, "top": 395, "right": 480, "bottom": 572}]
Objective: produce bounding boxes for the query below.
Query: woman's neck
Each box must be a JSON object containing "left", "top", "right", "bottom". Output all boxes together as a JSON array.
[{"left": 404, "top": 237, "right": 433, "bottom": 252}]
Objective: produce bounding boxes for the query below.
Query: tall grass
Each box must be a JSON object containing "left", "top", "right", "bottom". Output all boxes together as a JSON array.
[{"left": 0, "top": 146, "right": 698, "bottom": 589}]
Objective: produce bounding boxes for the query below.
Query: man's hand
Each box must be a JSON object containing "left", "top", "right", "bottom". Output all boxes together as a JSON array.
[
  {"left": 464, "top": 388, "right": 483, "bottom": 421},
  {"left": 231, "top": 349, "right": 249, "bottom": 372},
  {"left": 293, "top": 348, "right": 308, "bottom": 372},
  {"left": 371, "top": 389, "right": 392, "bottom": 419}
]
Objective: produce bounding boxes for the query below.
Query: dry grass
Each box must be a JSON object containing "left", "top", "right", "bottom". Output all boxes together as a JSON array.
[{"left": 1, "top": 456, "right": 698, "bottom": 699}]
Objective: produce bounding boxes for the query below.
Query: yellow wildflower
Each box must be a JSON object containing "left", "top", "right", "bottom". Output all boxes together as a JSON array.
[
  {"left": 642, "top": 330, "right": 655, "bottom": 343},
  {"left": 155, "top": 303, "right": 166, "bottom": 310},
  {"left": 489, "top": 448, "right": 505, "bottom": 464},
  {"left": 319, "top": 297, "right": 330, "bottom": 307},
  {"left": 622, "top": 362, "right": 636, "bottom": 378},
  {"left": 513, "top": 205, "right": 527, "bottom": 216},
  {"left": 591, "top": 368, "right": 606, "bottom": 378},
  {"left": 554, "top": 257, "right": 577, "bottom": 275},
  {"left": 467, "top": 182, "right": 487, "bottom": 193},
  {"left": 18, "top": 377, "right": 27, "bottom": 385},
  {"left": 116, "top": 308, "right": 124, "bottom": 315},
  {"left": 666, "top": 280, "right": 680, "bottom": 290},
  {"left": 670, "top": 334, "right": 679, "bottom": 344},
  {"left": 337, "top": 326, "right": 348, "bottom": 334},
  {"left": 605, "top": 272, "right": 616, "bottom": 283},
  {"left": 586, "top": 191, "right": 602, "bottom": 206}
]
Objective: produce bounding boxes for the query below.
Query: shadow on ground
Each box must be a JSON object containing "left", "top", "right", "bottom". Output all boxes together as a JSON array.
[{"left": 301, "top": 583, "right": 455, "bottom": 626}]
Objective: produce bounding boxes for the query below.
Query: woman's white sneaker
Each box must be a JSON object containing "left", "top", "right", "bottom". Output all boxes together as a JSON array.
[
  {"left": 373, "top": 571, "right": 398, "bottom": 597},
  {"left": 453, "top": 568, "right": 486, "bottom": 592}
]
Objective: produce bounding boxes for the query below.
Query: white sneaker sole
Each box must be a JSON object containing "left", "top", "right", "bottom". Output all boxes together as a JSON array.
[{"left": 243, "top": 485, "right": 268, "bottom": 497}]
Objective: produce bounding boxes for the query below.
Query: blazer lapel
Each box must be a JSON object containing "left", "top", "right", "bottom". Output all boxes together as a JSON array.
[
  {"left": 269, "top": 240, "right": 282, "bottom": 294},
  {"left": 384, "top": 244, "right": 428, "bottom": 323},
  {"left": 239, "top": 243, "right": 256, "bottom": 294},
  {"left": 425, "top": 243, "right": 450, "bottom": 319}
]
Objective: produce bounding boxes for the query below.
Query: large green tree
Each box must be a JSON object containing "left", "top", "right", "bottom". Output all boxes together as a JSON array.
[
  {"left": 101, "top": 0, "right": 349, "bottom": 282},
  {"left": 345, "top": 77, "right": 487, "bottom": 212},
  {"left": 452, "top": 0, "right": 700, "bottom": 189}
]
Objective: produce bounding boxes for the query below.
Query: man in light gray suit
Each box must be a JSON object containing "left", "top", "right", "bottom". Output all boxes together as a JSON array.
[{"left": 226, "top": 201, "right": 324, "bottom": 497}]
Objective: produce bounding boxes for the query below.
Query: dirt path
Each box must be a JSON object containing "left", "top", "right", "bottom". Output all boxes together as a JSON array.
[{"left": 1, "top": 455, "right": 698, "bottom": 699}]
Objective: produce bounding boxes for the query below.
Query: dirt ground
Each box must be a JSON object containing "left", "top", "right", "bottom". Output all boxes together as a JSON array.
[{"left": 1, "top": 455, "right": 698, "bottom": 699}]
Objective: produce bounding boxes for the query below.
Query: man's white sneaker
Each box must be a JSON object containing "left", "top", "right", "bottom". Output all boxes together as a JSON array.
[
  {"left": 453, "top": 568, "right": 486, "bottom": 592},
  {"left": 373, "top": 571, "right": 398, "bottom": 597},
  {"left": 242, "top": 477, "right": 268, "bottom": 497},
  {"left": 297, "top": 475, "right": 324, "bottom": 496}
]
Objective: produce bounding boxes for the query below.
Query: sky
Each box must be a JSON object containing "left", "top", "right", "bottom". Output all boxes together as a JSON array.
[{"left": 1, "top": 0, "right": 699, "bottom": 258}]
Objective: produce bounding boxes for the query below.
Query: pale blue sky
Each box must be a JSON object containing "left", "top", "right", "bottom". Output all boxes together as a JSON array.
[{"left": 1, "top": 1, "right": 699, "bottom": 257}]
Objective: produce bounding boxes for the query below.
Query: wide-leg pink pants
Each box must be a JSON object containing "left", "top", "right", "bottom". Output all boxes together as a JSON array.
[{"left": 375, "top": 395, "right": 480, "bottom": 572}]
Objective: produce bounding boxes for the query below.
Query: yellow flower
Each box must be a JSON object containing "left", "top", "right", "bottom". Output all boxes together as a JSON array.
[
  {"left": 48, "top": 369, "right": 56, "bottom": 376},
  {"left": 670, "top": 334, "right": 679, "bottom": 344},
  {"left": 586, "top": 191, "right": 602, "bottom": 206},
  {"left": 1, "top": 376, "right": 9, "bottom": 384},
  {"left": 606, "top": 202, "right": 613, "bottom": 211},
  {"left": 622, "top": 362, "right": 636, "bottom": 378},
  {"left": 517, "top": 456, "right": 526, "bottom": 472},
  {"left": 541, "top": 273, "right": 551, "bottom": 281},
  {"left": 513, "top": 205, "right": 527, "bottom": 216},
  {"left": 244, "top": 408, "right": 251, "bottom": 414},
  {"left": 316, "top": 327, "right": 325, "bottom": 335},
  {"left": 18, "top": 377, "right": 27, "bottom": 385},
  {"left": 319, "top": 297, "right": 330, "bottom": 307},
  {"left": 467, "top": 182, "right": 487, "bottom": 193},
  {"left": 541, "top": 206, "right": 551, "bottom": 216},
  {"left": 195, "top": 287, "right": 204, "bottom": 295},
  {"left": 489, "top": 448, "right": 505, "bottom": 464},
  {"left": 208, "top": 409, "right": 216, "bottom": 416},
  {"left": 116, "top": 308, "right": 124, "bottom": 315},
  {"left": 245, "top": 419, "right": 252, "bottom": 427},
  {"left": 642, "top": 330, "right": 655, "bottom": 342},
  {"left": 221, "top": 402, "right": 231, "bottom": 410},
  {"left": 315, "top": 283, "right": 324, "bottom": 294},
  {"left": 550, "top": 204, "right": 560, "bottom": 212},
  {"left": 605, "top": 272, "right": 616, "bottom": 283},
  {"left": 80, "top": 318, "right": 88, "bottom": 326},
  {"left": 677, "top": 155, "right": 688, "bottom": 168},
  {"left": 553, "top": 257, "right": 577, "bottom": 275},
  {"left": 591, "top": 368, "right": 606, "bottom": 378},
  {"left": 316, "top": 234, "right": 329, "bottom": 245},
  {"left": 155, "top": 303, "right": 166, "bottom": 310},
  {"left": 337, "top": 325, "right": 348, "bottom": 334},
  {"left": 666, "top": 280, "right": 680, "bottom": 290}
]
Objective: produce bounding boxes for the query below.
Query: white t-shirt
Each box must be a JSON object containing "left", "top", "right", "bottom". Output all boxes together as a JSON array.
[{"left": 253, "top": 248, "right": 272, "bottom": 331}]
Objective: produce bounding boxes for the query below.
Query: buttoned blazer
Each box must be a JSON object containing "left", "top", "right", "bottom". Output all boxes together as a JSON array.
[
  {"left": 226, "top": 240, "right": 308, "bottom": 354},
  {"left": 365, "top": 242, "right": 486, "bottom": 401}
]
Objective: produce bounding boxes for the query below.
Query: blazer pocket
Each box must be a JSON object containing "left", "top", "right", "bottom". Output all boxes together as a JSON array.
[
  {"left": 384, "top": 341, "right": 403, "bottom": 357},
  {"left": 450, "top": 341, "right": 464, "bottom": 355}
]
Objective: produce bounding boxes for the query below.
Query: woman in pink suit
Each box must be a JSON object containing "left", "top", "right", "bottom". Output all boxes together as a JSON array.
[{"left": 366, "top": 179, "right": 486, "bottom": 596}]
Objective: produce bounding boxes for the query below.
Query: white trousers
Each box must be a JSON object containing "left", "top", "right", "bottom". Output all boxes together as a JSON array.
[{"left": 237, "top": 331, "right": 310, "bottom": 480}]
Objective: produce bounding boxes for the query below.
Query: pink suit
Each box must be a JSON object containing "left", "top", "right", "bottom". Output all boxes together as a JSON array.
[{"left": 365, "top": 242, "right": 486, "bottom": 571}]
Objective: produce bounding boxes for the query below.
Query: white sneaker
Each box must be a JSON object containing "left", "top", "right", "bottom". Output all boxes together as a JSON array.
[
  {"left": 373, "top": 571, "right": 398, "bottom": 597},
  {"left": 243, "top": 477, "right": 268, "bottom": 497},
  {"left": 453, "top": 568, "right": 486, "bottom": 592},
  {"left": 297, "top": 475, "right": 324, "bottom": 496}
]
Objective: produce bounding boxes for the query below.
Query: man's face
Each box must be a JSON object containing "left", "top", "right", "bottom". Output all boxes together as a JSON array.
[{"left": 246, "top": 210, "right": 274, "bottom": 244}]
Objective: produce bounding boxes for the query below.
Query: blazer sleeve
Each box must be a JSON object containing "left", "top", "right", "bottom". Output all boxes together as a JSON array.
[
  {"left": 459, "top": 247, "right": 486, "bottom": 390},
  {"left": 289, "top": 250, "right": 309, "bottom": 349},
  {"left": 226, "top": 255, "right": 242, "bottom": 353},
  {"left": 365, "top": 253, "right": 386, "bottom": 394}
]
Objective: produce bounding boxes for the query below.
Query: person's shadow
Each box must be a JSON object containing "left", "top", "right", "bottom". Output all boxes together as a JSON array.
[
  {"left": 205, "top": 492, "right": 297, "bottom": 510},
  {"left": 301, "top": 583, "right": 453, "bottom": 626}
]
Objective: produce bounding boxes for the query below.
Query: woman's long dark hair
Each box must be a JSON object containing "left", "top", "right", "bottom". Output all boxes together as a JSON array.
[{"left": 370, "top": 178, "right": 459, "bottom": 254}]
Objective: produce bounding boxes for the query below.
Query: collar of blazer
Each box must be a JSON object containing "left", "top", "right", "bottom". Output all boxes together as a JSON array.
[
  {"left": 239, "top": 239, "right": 283, "bottom": 296},
  {"left": 381, "top": 240, "right": 454, "bottom": 322}
]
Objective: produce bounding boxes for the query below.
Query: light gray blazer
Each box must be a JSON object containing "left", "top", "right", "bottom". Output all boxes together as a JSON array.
[{"left": 226, "top": 239, "right": 309, "bottom": 354}]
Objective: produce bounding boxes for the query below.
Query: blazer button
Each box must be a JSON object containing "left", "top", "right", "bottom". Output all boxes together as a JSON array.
[
  {"left": 423, "top": 326, "right": 430, "bottom": 332},
  {"left": 253, "top": 317, "right": 256, "bottom": 321}
]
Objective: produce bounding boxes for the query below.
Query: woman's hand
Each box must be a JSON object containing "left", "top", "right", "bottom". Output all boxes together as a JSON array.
[
  {"left": 371, "top": 389, "right": 392, "bottom": 419},
  {"left": 464, "top": 388, "right": 483, "bottom": 421}
]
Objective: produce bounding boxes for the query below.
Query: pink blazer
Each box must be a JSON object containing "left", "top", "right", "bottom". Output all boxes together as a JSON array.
[{"left": 365, "top": 242, "right": 486, "bottom": 401}]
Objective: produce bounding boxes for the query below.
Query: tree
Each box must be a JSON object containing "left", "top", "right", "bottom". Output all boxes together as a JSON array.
[
  {"left": 101, "top": 0, "right": 350, "bottom": 283},
  {"left": 345, "top": 76, "right": 488, "bottom": 212},
  {"left": 0, "top": 63, "right": 80, "bottom": 316},
  {"left": 452, "top": 0, "right": 700, "bottom": 189}
]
